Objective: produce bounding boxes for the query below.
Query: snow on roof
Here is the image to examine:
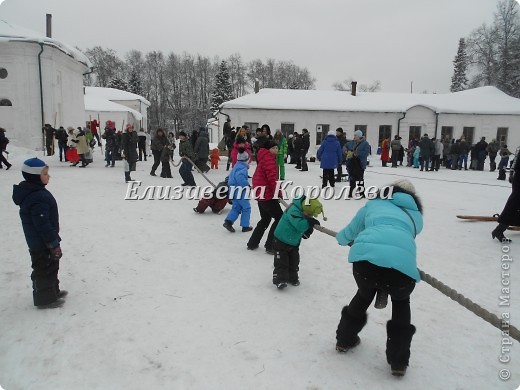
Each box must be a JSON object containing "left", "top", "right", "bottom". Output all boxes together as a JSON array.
[
  {"left": 0, "top": 19, "right": 92, "bottom": 69},
  {"left": 85, "top": 87, "right": 151, "bottom": 106},
  {"left": 221, "top": 86, "right": 520, "bottom": 115},
  {"left": 84, "top": 94, "right": 143, "bottom": 121}
]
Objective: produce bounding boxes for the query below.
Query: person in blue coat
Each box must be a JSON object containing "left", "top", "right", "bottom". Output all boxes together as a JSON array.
[
  {"left": 317, "top": 130, "right": 342, "bottom": 188},
  {"left": 223, "top": 149, "right": 252, "bottom": 232},
  {"left": 12, "top": 158, "right": 66, "bottom": 309},
  {"left": 334, "top": 179, "right": 423, "bottom": 377}
]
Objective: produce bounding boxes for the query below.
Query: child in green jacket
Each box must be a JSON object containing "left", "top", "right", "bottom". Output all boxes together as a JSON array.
[{"left": 272, "top": 197, "right": 325, "bottom": 289}]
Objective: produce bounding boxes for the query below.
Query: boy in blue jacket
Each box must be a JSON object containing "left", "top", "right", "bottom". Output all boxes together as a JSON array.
[
  {"left": 12, "top": 158, "right": 66, "bottom": 309},
  {"left": 223, "top": 149, "right": 252, "bottom": 232},
  {"left": 272, "top": 197, "right": 324, "bottom": 289}
]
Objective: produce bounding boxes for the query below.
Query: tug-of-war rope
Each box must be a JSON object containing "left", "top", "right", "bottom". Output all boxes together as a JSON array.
[{"left": 179, "top": 156, "right": 520, "bottom": 342}]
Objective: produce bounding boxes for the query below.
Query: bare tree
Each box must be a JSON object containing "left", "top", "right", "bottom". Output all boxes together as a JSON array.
[
  {"left": 333, "top": 77, "right": 381, "bottom": 92},
  {"left": 467, "top": 23, "right": 500, "bottom": 87},
  {"left": 83, "top": 46, "right": 126, "bottom": 87}
]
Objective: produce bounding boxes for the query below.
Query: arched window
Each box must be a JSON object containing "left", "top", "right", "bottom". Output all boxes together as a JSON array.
[
  {"left": 0, "top": 99, "right": 12, "bottom": 106},
  {"left": 0, "top": 68, "right": 7, "bottom": 79}
]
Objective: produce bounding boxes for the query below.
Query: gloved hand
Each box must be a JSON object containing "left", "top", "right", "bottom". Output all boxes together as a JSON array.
[
  {"left": 302, "top": 227, "right": 314, "bottom": 239},
  {"left": 308, "top": 217, "right": 320, "bottom": 227},
  {"left": 50, "top": 245, "right": 63, "bottom": 261}
]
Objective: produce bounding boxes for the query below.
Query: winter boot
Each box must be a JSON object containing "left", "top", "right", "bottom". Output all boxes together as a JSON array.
[
  {"left": 498, "top": 168, "right": 506, "bottom": 180},
  {"left": 37, "top": 298, "right": 65, "bottom": 309},
  {"left": 336, "top": 306, "right": 367, "bottom": 352},
  {"left": 223, "top": 220, "right": 235, "bottom": 232},
  {"left": 386, "top": 320, "right": 416, "bottom": 376},
  {"left": 125, "top": 172, "right": 132, "bottom": 183},
  {"left": 492, "top": 223, "right": 512, "bottom": 243}
]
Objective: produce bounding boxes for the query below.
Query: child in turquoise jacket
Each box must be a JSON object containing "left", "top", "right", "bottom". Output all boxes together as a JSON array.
[
  {"left": 272, "top": 196, "right": 324, "bottom": 289},
  {"left": 334, "top": 179, "right": 423, "bottom": 377}
]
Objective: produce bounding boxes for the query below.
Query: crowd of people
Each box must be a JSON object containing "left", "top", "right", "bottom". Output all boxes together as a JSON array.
[{"left": 380, "top": 133, "right": 515, "bottom": 181}]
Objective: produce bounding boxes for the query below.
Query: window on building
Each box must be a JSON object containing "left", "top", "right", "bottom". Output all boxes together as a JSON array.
[
  {"left": 496, "top": 127, "right": 508, "bottom": 146},
  {"left": 409, "top": 126, "right": 421, "bottom": 141},
  {"left": 441, "top": 126, "right": 453, "bottom": 141},
  {"left": 0, "top": 68, "right": 7, "bottom": 79},
  {"left": 378, "top": 125, "right": 392, "bottom": 146},
  {"left": 354, "top": 125, "right": 367, "bottom": 137},
  {"left": 244, "top": 122, "right": 259, "bottom": 132},
  {"left": 316, "top": 124, "right": 329, "bottom": 145},
  {"left": 462, "top": 127, "right": 475, "bottom": 144},
  {"left": 281, "top": 123, "right": 294, "bottom": 139},
  {"left": 0, "top": 98, "right": 12, "bottom": 106}
]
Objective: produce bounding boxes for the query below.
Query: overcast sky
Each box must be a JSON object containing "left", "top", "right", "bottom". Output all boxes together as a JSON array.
[{"left": 0, "top": 0, "right": 502, "bottom": 93}]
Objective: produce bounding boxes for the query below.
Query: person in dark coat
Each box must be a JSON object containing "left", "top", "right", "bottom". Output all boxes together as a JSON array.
[
  {"left": 344, "top": 130, "right": 370, "bottom": 198},
  {"left": 317, "top": 130, "right": 342, "bottom": 188},
  {"left": 492, "top": 149, "right": 520, "bottom": 242},
  {"left": 150, "top": 129, "right": 169, "bottom": 176},
  {"left": 418, "top": 134, "right": 434, "bottom": 171},
  {"left": 300, "top": 128, "right": 310, "bottom": 171},
  {"left": 486, "top": 139, "right": 499, "bottom": 172},
  {"left": 458, "top": 137, "right": 470, "bottom": 170},
  {"left": 390, "top": 135, "right": 402, "bottom": 168},
  {"left": 194, "top": 127, "right": 210, "bottom": 172},
  {"left": 12, "top": 158, "right": 66, "bottom": 308},
  {"left": 335, "top": 128, "right": 347, "bottom": 181},
  {"left": 43, "top": 124, "right": 55, "bottom": 156},
  {"left": 335, "top": 179, "right": 423, "bottom": 377},
  {"left": 102, "top": 122, "right": 118, "bottom": 167},
  {"left": 137, "top": 128, "right": 148, "bottom": 161},
  {"left": 55, "top": 126, "right": 69, "bottom": 162},
  {"left": 178, "top": 131, "right": 197, "bottom": 186},
  {"left": 223, "top": 118, "right": 232, "bottom": 138},
  {"left": 0, "top": 127, "right": 12, "bottom": 169},
  {"left": 121, "top": 124, "right": 138, "bottom": 182},
  {"left": 475, "top": 137, "right": 488, "bottom": 171}
]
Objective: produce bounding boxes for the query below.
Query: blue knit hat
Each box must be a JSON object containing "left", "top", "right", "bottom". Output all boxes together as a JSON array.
[{"left": 22, "top": 158, "right": 47, "bottom": 183}]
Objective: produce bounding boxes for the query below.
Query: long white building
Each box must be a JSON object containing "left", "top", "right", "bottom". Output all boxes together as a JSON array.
[{"left": 219, "top": 86, "right": 520, "bottom": 155}]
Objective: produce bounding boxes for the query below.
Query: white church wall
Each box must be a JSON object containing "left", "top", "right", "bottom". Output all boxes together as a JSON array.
[{"left": 0, "top": 41, "right": 87, "bottom": 150}]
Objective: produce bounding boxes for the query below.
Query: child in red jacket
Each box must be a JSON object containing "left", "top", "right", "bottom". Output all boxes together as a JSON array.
[{"left": 210, "top": 148, "right": 220, "bottom": 169}]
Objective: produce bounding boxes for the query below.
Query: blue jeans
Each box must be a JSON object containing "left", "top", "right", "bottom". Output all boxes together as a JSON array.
[
  {"left": 105, "top": 148, "right": 116, "bottom": 166},
  {"left": 459, "top": 154, "right": 468, "bottom": 169},
  {"left": 179, "top": 160, "right": 196, "bottom": 185}
]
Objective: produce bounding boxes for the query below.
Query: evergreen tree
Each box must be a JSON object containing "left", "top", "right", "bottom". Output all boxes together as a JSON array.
[
  {"left": 210, "top": 61, "right": 233, "bottom": 116},
  {"left": 450, "top": 38, "right": 469, "bottom": 92},
  {"left": 128, "top": 71, "right": 143, "bottom": 96},
  {"left": 107, "top": 77, "right": 129, "bottom": 91}
]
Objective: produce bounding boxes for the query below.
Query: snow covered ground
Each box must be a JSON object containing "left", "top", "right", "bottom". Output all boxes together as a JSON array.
[{"left": 1, "top": 146, "right": 519, "bottom": 390}]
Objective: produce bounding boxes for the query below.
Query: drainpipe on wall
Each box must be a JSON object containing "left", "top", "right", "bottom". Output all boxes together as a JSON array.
[
  {"left": 37, "top": 42, "right": 45, "bottom": 153},
  {"left": 434, "top": 112, "right": 439, "bottom": 139},
  {"left": 397, "top": 112, "right": 406, "bottom": 138}
]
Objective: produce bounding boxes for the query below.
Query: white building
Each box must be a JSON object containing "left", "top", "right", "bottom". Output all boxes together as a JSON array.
[
  {"left": 84, "top": 87, "right": 150, "bottom": 132},
  {"left": 219, "top": 86, "right": 520, "bottom": 155},
  {"left": 0, "top": 19, "right": 91, "bottom": 150}
]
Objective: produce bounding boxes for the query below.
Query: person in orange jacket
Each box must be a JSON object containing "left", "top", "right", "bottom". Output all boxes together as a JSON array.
[{"left": 210, "top": 148, "right": 220, "bottom": 169}]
